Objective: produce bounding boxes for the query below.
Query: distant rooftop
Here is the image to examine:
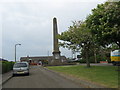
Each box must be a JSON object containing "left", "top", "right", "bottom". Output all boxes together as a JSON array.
[{"left": 0, "top": 58, "right": 8, "bottom": 61}]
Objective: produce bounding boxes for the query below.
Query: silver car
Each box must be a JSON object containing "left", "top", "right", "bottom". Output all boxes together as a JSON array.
[{"left": 13, "top": 62, "right": 29, "bottom": 76}]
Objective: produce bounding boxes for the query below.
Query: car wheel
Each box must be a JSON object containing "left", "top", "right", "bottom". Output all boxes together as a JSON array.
[
  {"left": 12, "top": 74, "right": 15, "bottom": 77},
  {"left": 112, "top": 62, "right": 116, "bottom": 66},
  {"left": 26, "top": 73, "right": 29, "bottom": 76}
]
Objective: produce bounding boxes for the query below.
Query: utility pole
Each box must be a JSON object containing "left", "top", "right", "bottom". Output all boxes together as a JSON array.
[
  {"left": 15, "top": 44, "right": 21, "bottom": 62},
  {"left": 48, "top": 51, "right": 49, "bottom": 56}
]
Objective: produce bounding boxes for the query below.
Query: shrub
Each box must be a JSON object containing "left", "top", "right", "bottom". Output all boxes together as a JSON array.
[
  {"left": 79, "top": 55, "right": 111, "bottom": 63},
  {"left": 2, "top": 61, "right": 15, "bottom": 74}
]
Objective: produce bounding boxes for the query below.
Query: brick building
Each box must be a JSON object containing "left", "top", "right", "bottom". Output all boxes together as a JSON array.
[{"left": 20, "top": 56, "right": 67, "bottom": 65}]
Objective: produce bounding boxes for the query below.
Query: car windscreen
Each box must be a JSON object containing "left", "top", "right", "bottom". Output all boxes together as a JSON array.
[{"left": 14, "top": 63, "right": 27, "bottom": 68}]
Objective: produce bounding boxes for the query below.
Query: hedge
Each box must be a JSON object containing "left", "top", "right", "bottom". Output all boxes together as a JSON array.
[
  {"left": 79, "top": 55, "right": 111, "bottom": 63},
  {"left": 1, "top": 61, "right": 15, "bottom": 74}
]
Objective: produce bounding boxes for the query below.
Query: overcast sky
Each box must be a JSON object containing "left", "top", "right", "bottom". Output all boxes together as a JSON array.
[{"left": 0, "top": 0, "right": 107, "bottom": 61}]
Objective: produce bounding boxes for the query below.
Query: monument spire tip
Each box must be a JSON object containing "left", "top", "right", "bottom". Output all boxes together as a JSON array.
[{"left": 53, "top": 17, "right": 57, "bottom": 19}]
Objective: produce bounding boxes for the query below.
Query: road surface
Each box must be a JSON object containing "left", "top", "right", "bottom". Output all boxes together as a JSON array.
[{"left": 3, "top": 66, "right": 84, "bottom": 88}]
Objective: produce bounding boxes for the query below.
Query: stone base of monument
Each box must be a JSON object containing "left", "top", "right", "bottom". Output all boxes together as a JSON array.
[{"left": 50, "top": 60, "right": 62, "bottom": 64}]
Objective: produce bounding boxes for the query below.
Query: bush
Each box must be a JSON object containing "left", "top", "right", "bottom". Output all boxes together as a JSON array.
[
  {"left": 2, "top": 61, "right": 15, "bottom": 74},
  {"left": 79, "top": 55, "right": 111, "bottom": 63},
  {"left": 42, "top": 60, "right": 49, "bottom": 65},
  {"left": 79, "top": 59, "right": 86, "bottom": 63}
]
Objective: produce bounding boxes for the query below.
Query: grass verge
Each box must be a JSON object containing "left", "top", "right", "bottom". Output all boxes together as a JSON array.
[{"left": 47, "top": 65, "right": 119, "bottom": 88}]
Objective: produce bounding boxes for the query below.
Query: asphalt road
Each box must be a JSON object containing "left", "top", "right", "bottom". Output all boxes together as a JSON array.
[{"left": 3, "top": 66, "right": 84, "bottom": 88}]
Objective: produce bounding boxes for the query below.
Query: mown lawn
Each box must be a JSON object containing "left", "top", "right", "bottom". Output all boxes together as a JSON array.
[{"left": 47, "top": 65, "right": 119, "bottom": 88}]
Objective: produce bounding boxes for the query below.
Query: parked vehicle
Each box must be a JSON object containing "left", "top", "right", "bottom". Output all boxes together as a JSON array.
[
  {"left": 13, "top": 62, "right": 29, "bottom": 76},
  {"left": 111, "top": 50, "right": 120, "bottom": 66}
]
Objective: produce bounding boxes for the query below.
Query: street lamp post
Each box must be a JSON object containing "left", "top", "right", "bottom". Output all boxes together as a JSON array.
[{"left": 15, "top": 44, "right": 21, "bottom": 62}]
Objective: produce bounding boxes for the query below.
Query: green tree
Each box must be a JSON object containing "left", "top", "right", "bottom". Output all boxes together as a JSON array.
[
  {"left": 59, "top": 21, "right": 93, "bottom": 67},
  {"left": 86, "top": 1, "right": 120, "bottom": 48}
]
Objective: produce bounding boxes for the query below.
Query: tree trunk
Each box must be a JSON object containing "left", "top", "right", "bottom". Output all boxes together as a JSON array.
[
  {"left": 86, "top": 51, "right": 90, "bottom": 67},
  {"left": 94, "top": 49, "right": 97, "bottom": 63}
]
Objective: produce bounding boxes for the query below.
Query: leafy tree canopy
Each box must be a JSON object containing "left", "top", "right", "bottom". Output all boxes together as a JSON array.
[
  {"left": 58, "top": 21, "right": 93, "bottom": 67},
  {"left": 86, "top": 1, "right": 120, "bottom": 48},
  {"left": 58, "top": 21, "right": 93, "bottom": 51}
]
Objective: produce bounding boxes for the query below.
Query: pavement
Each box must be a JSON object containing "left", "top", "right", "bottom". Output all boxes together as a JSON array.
[
  {"left": 0, "top": 71, "right": 13, "bottom": 90},
  {"left": 1, "top": 71, "right": 13, "bottom": 85}
]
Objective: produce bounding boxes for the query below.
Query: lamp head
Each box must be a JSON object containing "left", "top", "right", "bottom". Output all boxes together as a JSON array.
[{"left": 15, "top": 44, "right": 21, "bottom": 46}]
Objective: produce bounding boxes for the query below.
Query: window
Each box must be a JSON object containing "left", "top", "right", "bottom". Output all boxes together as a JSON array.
[{"left": 14, "top": 63, "right": 27, "bottom": 68}]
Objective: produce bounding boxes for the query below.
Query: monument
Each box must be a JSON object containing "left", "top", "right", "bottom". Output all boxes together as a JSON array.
[
  {"left": 19, "top": 17, "right": 67, "bottom": 66},
  {"left": 52, "top": 17, "right": 61, "bottom": 62}
]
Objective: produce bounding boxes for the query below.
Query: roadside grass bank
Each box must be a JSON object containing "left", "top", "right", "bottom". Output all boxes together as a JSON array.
[{"left": 47, "top": 65, "right": 119, "bottom": 88}]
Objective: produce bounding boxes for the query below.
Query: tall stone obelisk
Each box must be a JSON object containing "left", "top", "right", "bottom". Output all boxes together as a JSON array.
[{"left": 52, "top": 17, "right": 61, "bottom": 62}]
